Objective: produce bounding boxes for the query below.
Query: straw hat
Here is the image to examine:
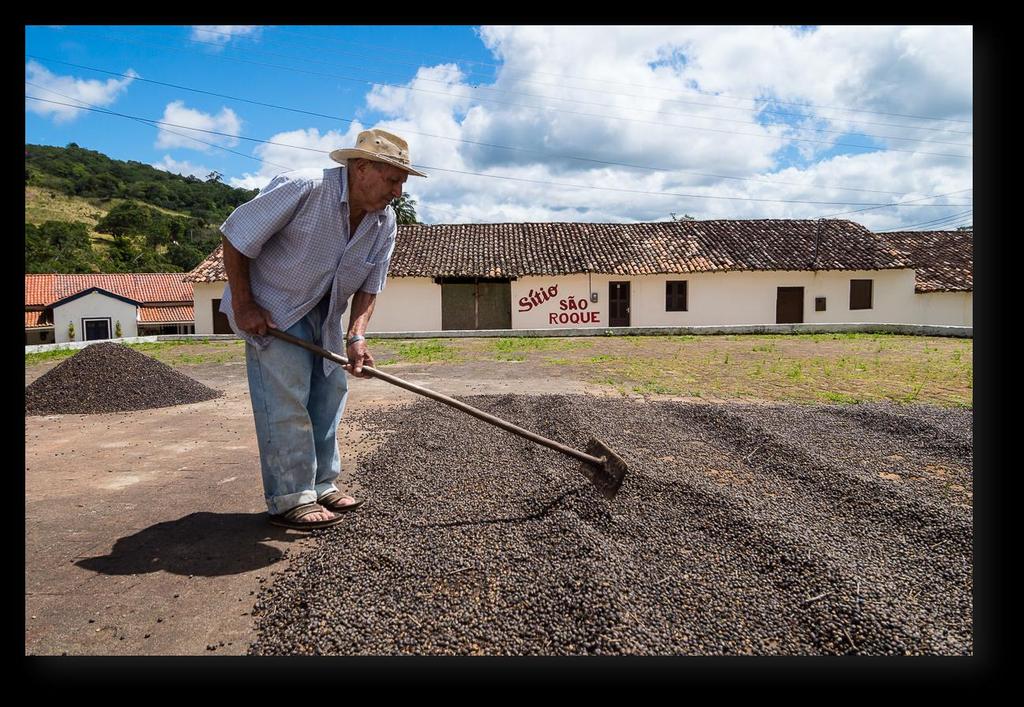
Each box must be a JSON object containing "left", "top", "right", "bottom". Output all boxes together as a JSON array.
[{"left": 330, "top": 129, "right": 427, "bottom": 177}]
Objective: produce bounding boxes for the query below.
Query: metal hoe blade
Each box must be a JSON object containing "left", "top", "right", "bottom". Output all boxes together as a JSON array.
[{"left": 582, "top": 437, "right": 628, "bottom": 501}]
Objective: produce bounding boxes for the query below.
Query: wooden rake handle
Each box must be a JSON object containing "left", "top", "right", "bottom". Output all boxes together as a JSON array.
[{"left": 265, "top": 328, "right": 604, "bottom": 467}]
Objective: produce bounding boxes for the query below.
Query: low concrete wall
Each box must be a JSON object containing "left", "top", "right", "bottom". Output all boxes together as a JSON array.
[
  {"left": 25, "top": 336, "right": 161, "bottom": 355},
  {"left": 25, "top": 323, "right": 971, "bottom": 355},
  {"left": 145, "top": 322, "right": 972, "bottom": 343},
  {"left": 351, "top": 323, "right": 972, "bottom": 339}
]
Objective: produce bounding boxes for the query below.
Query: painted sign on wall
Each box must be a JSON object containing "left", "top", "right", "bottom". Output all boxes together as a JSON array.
[{"left": 518, "top": 284, "right": 601, "bottom": 325}]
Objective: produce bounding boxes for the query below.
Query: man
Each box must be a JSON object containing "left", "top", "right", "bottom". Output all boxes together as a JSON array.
[{"left": 219, "top": 129, "right": 427, "bottom": 530}]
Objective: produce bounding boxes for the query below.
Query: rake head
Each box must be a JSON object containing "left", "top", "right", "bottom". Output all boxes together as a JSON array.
[{"left": 582, "top": 437, "right": 628, "bottom": 501}]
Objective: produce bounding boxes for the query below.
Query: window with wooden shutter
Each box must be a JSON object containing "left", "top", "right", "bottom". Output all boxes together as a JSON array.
[
  {"left": 850, "top": 280, "right": 873, "bottom": 310},
  {"left": 666, "top": 280, "right": 688, "bottom": 311}
]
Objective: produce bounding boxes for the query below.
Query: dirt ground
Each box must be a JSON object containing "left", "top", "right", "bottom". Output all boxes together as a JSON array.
[
  {"left": 24, "top": 336, "right": 971, "bottom": 656},
  {"left": 24, "top": 357, "right": 615, "bottom": 656}
]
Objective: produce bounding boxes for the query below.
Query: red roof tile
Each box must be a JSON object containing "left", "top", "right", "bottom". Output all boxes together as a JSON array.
[
  {"left": 25, "top": 310, "right": 50, "bottom": 328},
  {"left": 184, "top": 244, "right": 226, "bottom": 283},
  {"left": 138, "top": 305, "right": 194, "bottom": 323},
  {"left": 187, "top": 220, "right": 913, "bottom": 282},
  {"left": 876, "top": 230, "right": 973, "bottom": 292},
  {"left": 25, "top": 273, "right": 193, "bottom": 307}
]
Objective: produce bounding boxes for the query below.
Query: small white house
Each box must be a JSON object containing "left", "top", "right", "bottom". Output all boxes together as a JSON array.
[
  {"left": 185, "top": 220, "right": 973, "bottom": 335},
  {"left": 25, "top": 273, "right": 196, "bottom": 345}
]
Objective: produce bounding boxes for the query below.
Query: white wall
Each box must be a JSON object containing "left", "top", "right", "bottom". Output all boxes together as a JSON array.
[
  {"left": 192, "top": 281, "right": 226, "bottom": 335},
  {"left": 52, "top": 292, "right": 138, "bottom": 343},
  {"left": 917, "top": 292, "right": 973, "bottom": 327},
  {"left": 511, "top": 270, "right": 922, "bottom": 329},
  {"left": 352, "top": 277, "right": 441, "bottom": 333},
  {"left": 513, "top": 275, "right": 600, "bottom": 329},
  {"left": 195, "top": 278, "right": 441, "bottom": 334},
  {"left": 189, "top": 269, "right": 971, "bottom": 334}
]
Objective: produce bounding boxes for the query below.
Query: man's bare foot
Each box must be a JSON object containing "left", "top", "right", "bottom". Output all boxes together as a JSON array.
[{"left": 268, "top": 502, "right": 343, "bottom": 530}]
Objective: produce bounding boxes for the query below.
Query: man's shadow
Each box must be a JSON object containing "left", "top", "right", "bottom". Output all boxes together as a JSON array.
[{"left": 75, "top": 512, "right": 305, "bottom": 578}]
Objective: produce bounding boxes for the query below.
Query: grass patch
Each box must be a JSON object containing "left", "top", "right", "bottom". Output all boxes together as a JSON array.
[
  {"left": 25, "top": 339, "right": 200, "bottom": 366},
  {"left": 24, "top": 348, "right": 77, "bottom": 366},
  {"left": 487, "top": 337, "right": 594, "bottom": 361},
  {"left": 820, "top": 391, "right": 862, "bottom": 404},
  {"left": 391, "top": 340, "right": 459, "bottom": 364}
]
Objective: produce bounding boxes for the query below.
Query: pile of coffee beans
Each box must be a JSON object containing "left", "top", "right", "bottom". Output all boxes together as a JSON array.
[
  {"left": 249, "top": 395, "right": 972, "bottom": 656},
  {"left": 26, "top": 342, "right": 221, "bottom": 415}
]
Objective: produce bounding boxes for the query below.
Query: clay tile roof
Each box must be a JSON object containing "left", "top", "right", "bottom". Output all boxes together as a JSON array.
[
  {"left": 388, "top": 219, "right": 911, "bottom": 277},
  {"left": 26, "top": 310, "right": 50, "bottom": 328},
  {"left": 183, "top": 243, "right": 226, "bottom": 283},
  {"left": 875, "top": 230, "right": 973, "bottom": 292},
  {"left": 25, "top": 273, "right": 193, "bottom": 307},
  {"left": 188, "top": 219, "right": 915, "bottom": 281},
  {"left": 138, "top": 305, "right": 195, "bottom": 323}
]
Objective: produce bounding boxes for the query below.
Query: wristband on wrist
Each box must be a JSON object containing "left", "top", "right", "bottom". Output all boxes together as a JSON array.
[{"left": 346, "top": 334, "right": 366, "bottom": 346}]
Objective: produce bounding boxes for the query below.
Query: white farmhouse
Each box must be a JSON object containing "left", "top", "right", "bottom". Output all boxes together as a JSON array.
[
  {"left": 185, "top": 220, "right": 973, "bottom": 335},
  {"left": 25, "top": 273, "right": 195, "bottom": 345}
]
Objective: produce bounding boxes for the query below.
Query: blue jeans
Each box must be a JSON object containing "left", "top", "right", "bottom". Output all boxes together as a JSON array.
[{"left": 245, "top": 297, "right": 349, "bottom": 515}]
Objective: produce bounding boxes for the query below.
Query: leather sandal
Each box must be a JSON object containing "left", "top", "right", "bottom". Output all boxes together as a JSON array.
[
  {"left": 269, "top": 502, "right": 344, "bottom": 530},
  {"left": 317, "top": 489, "right": 365, "bottom": 512}
]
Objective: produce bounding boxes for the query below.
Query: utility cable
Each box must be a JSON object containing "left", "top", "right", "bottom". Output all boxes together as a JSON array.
[
  {"left": 30, "top": 56, "right": 937, "bottom": 198},
  {"left": 260, "top": 26, "right": 974, "bottom": 126},
  {"left": 26, "top": 94, "right": 977, "bottom": 210},
  {"left": 38, "top": 29, "right": 974, "bottom": 160},
  {"left": 177, "top": 26, "right": 974, "bottom": 142}
]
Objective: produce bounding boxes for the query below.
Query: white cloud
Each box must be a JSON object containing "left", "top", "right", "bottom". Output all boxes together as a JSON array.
[
  {"left": 228, "top": 124, "right": 367, "bottom": 190},
  {"left": 338, "top": 25, "right": 971, "bottom": 230},
  {"left": 190, "top": 25, "right": 262, "bottom": 50},
  {"left": 151, "top": 155, "right": 214, "bottom": 180},
  {"left": 25, "top": 60, "right": 137, "bottom": 124},
  {"left": 155, "top": 101, "right": 242, "bottom": 152}
]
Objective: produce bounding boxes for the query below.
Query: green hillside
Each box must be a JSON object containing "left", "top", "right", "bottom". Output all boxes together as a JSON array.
[{"left": 25, "top": 143, "right": 258, "bottom": 274}]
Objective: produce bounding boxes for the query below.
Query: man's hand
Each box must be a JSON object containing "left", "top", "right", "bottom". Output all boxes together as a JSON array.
[
  {"left": 233, "top": 300, "right": 277, "bottom": 336},
  {"left": 344, "top": 340, "right": 374, "bottom": 378}
]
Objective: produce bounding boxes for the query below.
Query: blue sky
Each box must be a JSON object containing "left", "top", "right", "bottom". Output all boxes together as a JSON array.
[{"left": 25, "top": 25, "right": 973, "bottom": 230}]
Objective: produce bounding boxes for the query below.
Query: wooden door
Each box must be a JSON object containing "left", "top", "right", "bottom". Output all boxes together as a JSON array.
[
  {"left": 609, "top": 281, "right": 630, "bottom": 327},
  {"left": 776, "top": 287, "right": 804, "bottom": 324},
  {"left": 212, "top": 299, "right": 232, "bottom": 334}
]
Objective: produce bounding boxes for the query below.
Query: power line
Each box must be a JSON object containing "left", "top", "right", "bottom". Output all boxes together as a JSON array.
[
  {"left": 43, "top": 28, "right": 973, "bottom": 160},
  {"left": 821, "top": 189, "right": 973, "bottom": 219},
  {"left": 24, "top": 80, "right": 293, "bottom": 172},
  {"left": 186, "top": 25, "right": 974, "bottom": 140},
  {"left": 879, "top": 209, "right": 973, "bottom": 231},
  {"left": 259, "top": 26, "right": 974, "bottom": 127},
  {"left": 24, "top": 95, "right": 974, "bottom": 211},
  {"left": 30, "top": 56, "right": 932, "bottom": 198}
]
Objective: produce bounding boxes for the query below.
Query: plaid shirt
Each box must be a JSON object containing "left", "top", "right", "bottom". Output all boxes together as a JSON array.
[{"left": 219, "top": 165, "right": 396, "bottom": 376}]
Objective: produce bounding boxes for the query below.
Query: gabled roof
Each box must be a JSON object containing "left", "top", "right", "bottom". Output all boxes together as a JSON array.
[
  {"left": 49, "top": 287, "right": 141, "bottom": 309},
  {"left": 186, "top": 219, "right": 913, "bottom": 282},
  {"left": 389, "top": 220, "right": 910, "bottom": 277},
  {"left": 876, "top": 230, "right": 973, "bottom": 292},
  {"left": 25, "top": 273, "right": 193, "bottom": 307},
  {"left": 184, "top": 244, "right": 226, "bottom": 283}
]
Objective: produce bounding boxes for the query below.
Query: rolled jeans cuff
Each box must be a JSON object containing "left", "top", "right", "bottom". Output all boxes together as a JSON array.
[
  {"left": 314, "top": 481, "right": 340, "bottom": 500},
  {"left": 267, "top": 490, "right": 319, "bottom": 516}
]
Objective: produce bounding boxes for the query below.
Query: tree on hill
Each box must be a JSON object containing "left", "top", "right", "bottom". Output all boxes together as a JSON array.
[
  {"left": 25, "top": 221, "right": 99, "bottom": 274},
  {"left": 25, "top": 143, "right": 258, "bottom": 223}
]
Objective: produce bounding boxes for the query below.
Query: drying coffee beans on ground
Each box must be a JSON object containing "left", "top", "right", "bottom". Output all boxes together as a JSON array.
[
  {"left": 249, "top": 395, "right": 972, "bottom": 656},
  {"left": 25, "top": 342, "right": 221, "bottom": 415}
]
